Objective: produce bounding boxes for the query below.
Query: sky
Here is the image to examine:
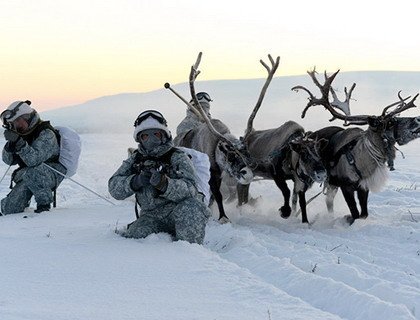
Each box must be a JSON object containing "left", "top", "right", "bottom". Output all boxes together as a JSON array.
[{"left": 1, "top": 0, "right": 420, "bottom": 111}]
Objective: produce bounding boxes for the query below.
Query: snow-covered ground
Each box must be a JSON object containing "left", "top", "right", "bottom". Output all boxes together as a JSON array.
[{"left": 1, "top": 73, "right": 419, "bottom": 319}]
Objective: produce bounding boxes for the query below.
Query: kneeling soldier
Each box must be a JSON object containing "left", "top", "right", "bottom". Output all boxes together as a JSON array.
[{"left": 108, "top": 109, "right": 211, "bottom": 244}]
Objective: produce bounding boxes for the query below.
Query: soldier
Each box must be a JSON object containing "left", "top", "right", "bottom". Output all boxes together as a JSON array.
[
  {"left": 1, "top": 100, "right": 66, "bottom": 214},
  {"left": 176, "top": 91, "right": 212, "bottom": 136},
  {"left": 108, "top": 109, "right": 211, "bottom": 244}
]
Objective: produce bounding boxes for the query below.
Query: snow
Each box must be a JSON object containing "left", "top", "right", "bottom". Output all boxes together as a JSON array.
[{"left": 1, "top": 73, "right": 419, "bottom": 319}]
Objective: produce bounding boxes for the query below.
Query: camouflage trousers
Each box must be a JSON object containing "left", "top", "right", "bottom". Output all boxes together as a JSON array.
[
  {"left": 124, "top": 197, "right": 211, "bottom": 244},
  {"left": 1, "top": 163, "right": 65, "bottom": 215}
]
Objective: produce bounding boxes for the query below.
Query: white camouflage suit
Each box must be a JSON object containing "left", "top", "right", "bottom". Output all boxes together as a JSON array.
[
  {"left": 176, "top": 100, "right": 210, "bottom": 136},
  {"left": 1, "top": 121, "right": 66, "bottom": 214},
  {"left": 108, "top": 140, "right": 211, "bottom": 244}
]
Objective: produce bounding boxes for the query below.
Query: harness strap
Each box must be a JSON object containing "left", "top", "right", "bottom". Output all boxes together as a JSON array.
[
  {"left": 268, "top": 131, "right": 303, "bottom": 175},
  {"left": 53, "top": 189, "right": 57, "bottom": 208},
  {"left": 135, "top": 201, "right": 140, "bottom": 218},
  {"left": 330, "top": 137, "right": 363, "bottom": 179}
]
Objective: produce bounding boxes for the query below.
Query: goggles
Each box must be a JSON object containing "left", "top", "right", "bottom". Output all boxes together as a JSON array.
[
  {"left": 1, "top": 100, "right": 31, "bottom": 129},
  {"left": 196, "top": 92, "right": 212, "bottom": 102},
  {"left": 139, "top": 130, "right": 163, "bottom": 141},
  {"left": 134, "top": 110, "right": 167, "bottom": 127}
]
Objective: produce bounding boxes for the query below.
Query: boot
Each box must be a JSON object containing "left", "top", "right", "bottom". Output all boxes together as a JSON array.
[{"left": 34, "top": 204, "right": 51, "bottom": 213}]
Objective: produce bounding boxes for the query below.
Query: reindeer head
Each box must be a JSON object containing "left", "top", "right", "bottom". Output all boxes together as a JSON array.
[
  {"left": 382, "top": 116, "right": 420, "bottom": 146},
  {"left": 215, "top": 139, "right": 253, "bottom": 184},
  {"left": 289, "top": 135, "right": 327, "bottom": 184},
  {"left": 373, "top": 92, "right": 420, "bottom": 147},
  {"left": 293, "top": 69, "right": 419, "bottom": 145}
]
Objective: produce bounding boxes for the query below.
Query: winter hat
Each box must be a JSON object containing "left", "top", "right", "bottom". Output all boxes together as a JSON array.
[
  {"left": 1, "top": 100, "right": 35, "bottom": 124},
  {"left": 133, "top": 110, "right": 172, "bottom": 141},
  {"left": 190, "top": 92, "right": 212, "bottom": 104}
]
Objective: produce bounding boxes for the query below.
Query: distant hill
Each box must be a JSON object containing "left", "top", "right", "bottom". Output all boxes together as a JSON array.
[{"left": 42, "top": 71, "right": 420, "bottom": 136}]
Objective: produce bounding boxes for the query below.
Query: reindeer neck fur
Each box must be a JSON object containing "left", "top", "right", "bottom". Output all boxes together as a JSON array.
[
  {"left": 353, "top": 128, "right": 390, "bottom": 192},
  {"left": 364, "top": 128, "right": 390, "bottom": 162},
  {"left": 290, "top": 150, "right": 312, "bottom": 191},
  {"left": 329, "top": 127, "right": 389, "bottom": 192}
]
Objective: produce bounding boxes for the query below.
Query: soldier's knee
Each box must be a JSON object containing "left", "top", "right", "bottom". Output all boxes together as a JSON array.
[
  {"left": 124, "top": 225, "right": 153, "bottom": 239},
  {"left": 124, "top": 217, "right": 158, "bottom": 239},
  {"left": 174, "top": 198, "right": 208, "bottom": 245},
  {"left": 22, "top": 165, "right": 44, "bottom": 181},
  {"left": 175, "top": 197, "right": 210, "bottom": 219},
  {"left": 1, "top": 196, "right": 26, "bottom": 215}
]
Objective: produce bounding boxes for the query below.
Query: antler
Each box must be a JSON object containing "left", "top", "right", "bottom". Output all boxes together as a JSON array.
[
  {"left": 243, "top": 54, "right": 280, "bottom": 141},
  {"left": 292, "top": 69, "right": 369, "bottom": 126},
  {"left": 329, "top": 83, "right": 356, "bottom": 120},
  {"left": 189, "top": 52, "right": 232, "bottom": 145},
  {"left": 382, "top": 91, "right": 418, "bottom": 118}
]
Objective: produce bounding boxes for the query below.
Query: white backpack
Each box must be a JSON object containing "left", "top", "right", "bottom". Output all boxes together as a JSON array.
[
  {"left": 178, "top": 147, "right": 211, "bottom": 206},
  {"left": 55, "top": 126, "right": 81, "bottom": 177}
]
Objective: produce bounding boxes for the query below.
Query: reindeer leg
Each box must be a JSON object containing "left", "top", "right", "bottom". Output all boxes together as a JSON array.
[
  {"left": 325, "top": 185, "right": 338, "bottom": 213},
  {"left": 291, "top": 190, "right": 298, "bottom": 212},
  {"left": 274, "top": 176, "right": 291, "bottom": 218},
  {"left": 209, "top": 173, "right": 228, "bottom": 222},
  {"left": 237, "top": 183, "right": 249, "bottom": 206},
  {"left": 340, "top": 185, "right": 360, "bottom": 224},
  {"left": 357, "top": 188, "right": 369, "bottom": 219},
  {"left": 298, "top": 191, "right": 309, "bottom": 223}
]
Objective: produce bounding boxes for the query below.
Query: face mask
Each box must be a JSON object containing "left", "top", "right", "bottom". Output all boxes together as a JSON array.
[{"left": 138, "top": 129, "right": 166, "bottom": 151}]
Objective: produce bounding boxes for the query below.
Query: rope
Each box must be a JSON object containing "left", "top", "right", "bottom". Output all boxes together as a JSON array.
[
  {"left": 0, "top": 165, "right": 12, "bottom": 185},
  {"left": 43, "top": 163, "right": 116, "bottom": 206}
]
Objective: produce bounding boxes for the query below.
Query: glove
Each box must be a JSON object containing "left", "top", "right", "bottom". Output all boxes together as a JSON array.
[
  {"left": 130, "top": 171, "right": 152, "bottom": 191},
  {"left": 4, "top": 130, "right": 20, "bottom": 143},
  {"left": 14, "top": 138, "right": 25, "bottom": 152},
  {"left": 149, "top": 168, "right": 168, "bottom": 192}
]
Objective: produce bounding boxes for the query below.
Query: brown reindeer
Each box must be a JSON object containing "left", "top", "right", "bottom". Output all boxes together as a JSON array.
[
  {"left": 293, "top": 69, "right": 419, "bottom": 223},
  {"left": 172, "top": 53, "right": 253, "bottom": 222},
  {"left": 237, "top": 56, "right": 328, "bottom": 224}
]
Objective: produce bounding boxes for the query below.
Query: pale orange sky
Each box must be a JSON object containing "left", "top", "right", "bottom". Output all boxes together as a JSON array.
[{"left": 1, "top": 0, "right": 420, "bottom": 111}]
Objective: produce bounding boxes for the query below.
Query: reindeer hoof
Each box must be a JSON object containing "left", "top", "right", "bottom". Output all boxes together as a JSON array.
[
  {"left": 360, "top": 214, "right": 368, "bottom": 219},
  {"left": 345, "top": 215, "right": 355, "bottom": 225},
  {"left": 280, "top": 206, "right": 292, "bottom": 219},
  {"left": 218, "top": 216, "right": 230, "bottom": 224}
]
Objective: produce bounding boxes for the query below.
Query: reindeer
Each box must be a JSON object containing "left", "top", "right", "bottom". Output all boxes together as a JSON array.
[
  {"left": 293, "top": 69, "right": 419, "bottom": 223},
  {"left": 308, "top": 116, "right": 420, "bottom": 214},
  {"left": 172, "top": 53, "right": 253, "bottom": 222},
  {"left": 237, "top": 55, "right": 327, "bottom": 224}
]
